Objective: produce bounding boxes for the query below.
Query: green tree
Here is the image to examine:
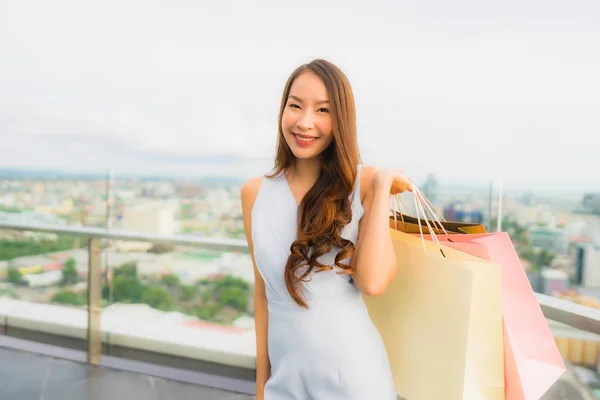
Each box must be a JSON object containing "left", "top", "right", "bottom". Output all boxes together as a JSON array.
[
  {"left": 114, "top": 262, "right": 137, "bottom": 278},
  {"left": 61, "top": 257, "right": 79, "bottom": 285},
  {"left": 194, "top": 304, "right": 220, "bottom": 320},
  {"left": 7, "top": 267, "right": 21, "bottom": 284},
  {"left": 102, "top": 284, "right": 111, "bottom": 301},
  {"left": 51, "top": 290, "right": 84, "bottom": 306},
  {"left": 218, "top": 285, "right": 248, "bottom": 311},
  {"left": 180, "top": 284, "right": 197, "bottom": 301},
  {"left": 112, "top": 275, "right": 143, "bottom": 303},
  {"left": 201, "top": 291, "right": 214, "bottom": 303},
  {"left": 140, "top": 285, "right": 173, "bottom": 311},
  {"left": 0, "top": 236, "right": 78, "bottom": 261},
  {"left": 0, "top": 288, "right": 18, "bottom": 299},
  {"left": 160, "top": 273, "right": 180, "bottom": 289},
  {"left": 214, "top": 275, "right": 250, "bottom": 291},
  {"left": 537, "top": 250, "right": 556, "bottom": 269},
  {"left": 0, "top": 205, "right": 24, "bottom": 213},
  {"left": 519, "top": 245, "right": 536, "bottom": 263},
  {"left": 197, "top": 278, "right": 213, "bottom": 286}
]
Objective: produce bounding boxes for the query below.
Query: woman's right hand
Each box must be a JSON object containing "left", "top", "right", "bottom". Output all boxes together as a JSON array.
[{"left": 373, "top": 168, "right": 413, "bottom": 195}]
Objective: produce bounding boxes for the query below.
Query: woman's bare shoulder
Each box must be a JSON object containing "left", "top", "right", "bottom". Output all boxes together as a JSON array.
[{"left": 241, "top": 176, "right": 264, "bottom": 205}]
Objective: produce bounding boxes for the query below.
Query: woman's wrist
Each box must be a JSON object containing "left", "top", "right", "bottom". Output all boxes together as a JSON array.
[{"left": 373, "top": 170, "right": 393, "bottom": 194}]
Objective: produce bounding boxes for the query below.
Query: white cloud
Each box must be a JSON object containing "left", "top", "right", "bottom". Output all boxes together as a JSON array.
[{"left": 0, "top": 0, "right": 598, "bottom": 186}]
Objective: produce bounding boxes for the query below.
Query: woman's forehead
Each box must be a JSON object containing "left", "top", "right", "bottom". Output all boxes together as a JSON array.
[{"left": 289, "top": 72, "right": 329, "bottom": 102}]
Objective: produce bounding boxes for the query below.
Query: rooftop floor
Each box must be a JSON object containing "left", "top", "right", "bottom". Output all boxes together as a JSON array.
[
  {"left": 0, "top": 347, "right": 254, "bottom": 400},
  {"left": 0, "top": 345, "right": 595, "bottom": 400}
]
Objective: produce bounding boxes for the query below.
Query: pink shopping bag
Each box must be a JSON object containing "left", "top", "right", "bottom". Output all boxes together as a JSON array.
[{"left": 421, "top": 232, "right": 566, "bottom": 400}]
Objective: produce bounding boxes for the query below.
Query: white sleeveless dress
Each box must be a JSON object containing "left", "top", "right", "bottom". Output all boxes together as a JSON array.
[{"left": 251, "top": 166, "right": 397, "bottom": 400}]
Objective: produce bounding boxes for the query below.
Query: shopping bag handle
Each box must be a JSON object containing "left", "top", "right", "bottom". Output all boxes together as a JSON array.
[
  {"left": 389, "top": 181, "right": 447, "bottom": 231},
  {"left": 390, "top": 176, "right": 449, "bottom": 249},
  {"left": 390, "top": 176, "right": 448, "bottom": 235}
]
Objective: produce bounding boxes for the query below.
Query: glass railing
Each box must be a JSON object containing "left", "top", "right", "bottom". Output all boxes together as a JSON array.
[
  {"left": 2, "top": 221, "right": 600, "bottom": 397},
  {"left": 0, "top": 222, "right": 255, "bottom": 393}
]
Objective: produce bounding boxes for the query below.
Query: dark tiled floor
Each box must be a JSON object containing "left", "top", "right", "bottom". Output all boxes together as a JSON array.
[{"left": 0, "top": 347, "right": 255, "bottom": 400}]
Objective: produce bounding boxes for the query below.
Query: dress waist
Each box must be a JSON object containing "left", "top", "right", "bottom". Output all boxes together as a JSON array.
[{"left": 267, "top": 289, "right": 367, "bottom": 316}]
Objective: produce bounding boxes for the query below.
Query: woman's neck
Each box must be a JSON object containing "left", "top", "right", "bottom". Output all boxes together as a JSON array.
[{"left": 289, "top": 158, "right": 321, "bottom": 184}]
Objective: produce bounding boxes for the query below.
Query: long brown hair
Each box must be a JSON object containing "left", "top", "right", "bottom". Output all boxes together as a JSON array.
[{"left": 268, "top": 59, "right": 361, "bottom": 308}]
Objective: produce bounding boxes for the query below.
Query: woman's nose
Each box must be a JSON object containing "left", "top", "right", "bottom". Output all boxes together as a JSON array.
[{"left": 297, "top": 110, "right": 315, "bottom": 131}]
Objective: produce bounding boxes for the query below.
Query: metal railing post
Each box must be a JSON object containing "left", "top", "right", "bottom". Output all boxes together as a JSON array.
[{"left": 87, "top": 237, "right": 102, "bottom": 365}]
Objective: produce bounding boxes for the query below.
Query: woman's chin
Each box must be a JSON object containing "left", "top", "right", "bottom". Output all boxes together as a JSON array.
[{"left": 289, "top": 147, "right": 323, "bottom": 160}]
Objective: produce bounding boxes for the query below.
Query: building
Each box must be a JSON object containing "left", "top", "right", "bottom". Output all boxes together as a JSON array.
[
  {"left": 442, "top": 203, "right": 484, "bottom": 224},
  {"left": 541, "top": 269, "right": 569, "bottom": 296},
  {"left": 8, "top": 255, "right": 59, "bottom": 275},
  {"left": 573, "top": 240, "right": 600, "bottom": 288},
  {"left": 529, "top": 227, "right": 564, "bottom": 251},
  {"left": 122, "top": 201, "right": 177, "bottom": 235},
  {"left": 582, "top": 193, "right": 600, "bottom": 216},
  {"left": 22, "top": 270, "right": 63, "bottom": 288}
]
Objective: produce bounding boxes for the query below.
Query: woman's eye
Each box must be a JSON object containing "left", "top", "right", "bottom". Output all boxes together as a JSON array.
[
  {"left": 318, "top": 107, "right": 330, "bottom": 113},
  {"left": 288, "top": 103, "right": 300, "bottom": 109}
]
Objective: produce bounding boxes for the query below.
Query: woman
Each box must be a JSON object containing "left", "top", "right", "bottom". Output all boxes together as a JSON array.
[{"left": 241, "top": 59, "right": 412, "bottom": 399}]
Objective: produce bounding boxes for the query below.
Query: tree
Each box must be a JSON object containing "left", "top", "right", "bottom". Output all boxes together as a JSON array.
[
  {"left": 7, "top": 267, "right": 21, "bottom": 284},
  {"left": 140, "top": 285, "right": 173, "bottom": 311},
  {"left": 61, "top": 257, "right": 79, "bottom": 285},
  {"left": 537, "top": 250, "right": 556, "bottom": 269},
  {"left": 204, "top": 275, "right": 251, "bottom": 312},
  {"left": 180, "top": 285, "right": 197, "bottom": 301},
  {"left": 102, "top": 284, "right": 110, "bottom": 301},
  {"left": 0, "top": 288, "right": 18, "bottom": 299},
  {"left": 51, "top": 290, "right": 84, "bottom": 306},
  {"left": 214, "top": 275, "right": 250, "bottom": 291},
  {"left": 0, "top": 236, "right": 77, "bottom": 261},
  {"left": 194, "top": 304, "right": 220, "bottom": 321},
  {"left": 112, "top": 275, "right": 143, "bottom": 303},
  {"left": 160, "top": 273, "right": 180, "bottom": 289},
  {"left": 519, "top": 245, "right": 536, "bottom": 263},
  {"left": 114, "top": 262, "right": 137, "bottom": 278},
  {"left": 218, "top": 286, "right": 248, "bottom": 311}
]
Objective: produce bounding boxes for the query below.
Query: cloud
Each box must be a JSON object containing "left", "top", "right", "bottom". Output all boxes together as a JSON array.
[{"left": 0, "top": 0, "right": 598, "bottom": 187}]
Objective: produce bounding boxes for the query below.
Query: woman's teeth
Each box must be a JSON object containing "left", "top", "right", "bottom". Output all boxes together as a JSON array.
[{"left": 294, "top": 134, "right": 316, "bottom": 142}]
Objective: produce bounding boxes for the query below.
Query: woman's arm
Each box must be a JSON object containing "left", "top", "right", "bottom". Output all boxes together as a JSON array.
[
  {"left": 241, "top": 177, "right": 270, "bottom": 399},
  {"left": 351, "top": 167, "right": 412, "bottom": 296}
]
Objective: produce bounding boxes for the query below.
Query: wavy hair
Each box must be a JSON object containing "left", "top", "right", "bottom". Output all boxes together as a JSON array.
[{"left": 267, "top": 59, "right": 361, "bottom": 308}]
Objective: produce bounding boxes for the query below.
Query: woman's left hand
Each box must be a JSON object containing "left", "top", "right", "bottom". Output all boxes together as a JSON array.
[{"left": 373, "top": 169, "right": 414, "bottom": 195}]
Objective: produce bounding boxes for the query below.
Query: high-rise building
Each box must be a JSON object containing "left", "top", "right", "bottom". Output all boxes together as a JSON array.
[{"left": 573, "top": 240, "right": 600, "bottom": 288}]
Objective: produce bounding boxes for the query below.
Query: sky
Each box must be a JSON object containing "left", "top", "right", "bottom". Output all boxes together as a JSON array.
[{"left": 1, "top": 0, "right": 599, "bottom": 190}]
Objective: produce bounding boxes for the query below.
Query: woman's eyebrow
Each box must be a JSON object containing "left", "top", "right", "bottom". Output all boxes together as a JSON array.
[{"left": 288, "top": 95, "right": 330, "bottom": 104}]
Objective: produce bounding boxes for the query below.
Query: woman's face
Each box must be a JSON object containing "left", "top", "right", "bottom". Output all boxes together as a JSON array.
[{"left": 281, "top": 71, "right": 334, "bottom": 161}]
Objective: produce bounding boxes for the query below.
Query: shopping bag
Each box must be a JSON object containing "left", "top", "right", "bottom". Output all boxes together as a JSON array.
[
  {"left": 389, "top": 212, "right": 488, "bottom": 234},
  {"left": 363, "top": 229, "right": 504, "bottom": 400},
  {"left": 422, "top": 232, "right": 567, "bottom": 399}
]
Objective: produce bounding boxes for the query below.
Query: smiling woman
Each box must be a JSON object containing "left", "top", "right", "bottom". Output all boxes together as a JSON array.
[{"left": 240, "top": 59, "right": 412, "bottom": 400}]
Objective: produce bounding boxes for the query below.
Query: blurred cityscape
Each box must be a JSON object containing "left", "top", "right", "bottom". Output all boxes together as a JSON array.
[{"left": 1, "top": 169, "right": 600, "bottom": 397}]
